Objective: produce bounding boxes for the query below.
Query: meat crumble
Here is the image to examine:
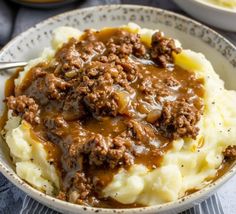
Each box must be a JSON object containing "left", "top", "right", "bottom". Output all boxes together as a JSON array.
[
  {"left": 6, "top": 95, "right": 40, "bottom": 124},
  {"left": 158, "top": 99, "right": 202, "bottom": 140},
  {"left": 151, "top": 32, "right": 181, "bottom": 68},
  {"left": 223, "top": 145, "right": 236, "bottom": 159},
  {"left": 5, "top": 28, "right": 205, "bottom": 208}
]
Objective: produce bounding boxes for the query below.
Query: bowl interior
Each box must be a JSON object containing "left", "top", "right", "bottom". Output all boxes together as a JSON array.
[
  {"left": 0, "top": 5, "right": 236, "bottom": 213},
  {"left": 194, "top": 0, "right": 236, "bottom": 12}
]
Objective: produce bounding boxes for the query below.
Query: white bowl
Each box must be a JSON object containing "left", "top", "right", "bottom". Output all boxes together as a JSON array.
[
  {"left": 174, "top": 0, "right": 236, "bottom": 31},
  {"left": 0, "top": 4, "right": 236, "bottom": 214}
]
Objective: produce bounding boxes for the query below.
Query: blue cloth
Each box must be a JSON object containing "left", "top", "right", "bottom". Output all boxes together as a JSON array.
[{"left": 20, "top": 193, "right": 224, "bottom": 214}]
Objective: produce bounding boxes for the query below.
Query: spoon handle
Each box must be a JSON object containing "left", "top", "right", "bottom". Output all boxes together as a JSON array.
[{"left": 0, "top": 62, "right": 27, "bottom": 71}]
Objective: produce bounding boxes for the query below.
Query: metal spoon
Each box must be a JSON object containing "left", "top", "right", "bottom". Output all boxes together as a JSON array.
[{"left": 0, "top": 62, "right": 27, "bottom": 71}]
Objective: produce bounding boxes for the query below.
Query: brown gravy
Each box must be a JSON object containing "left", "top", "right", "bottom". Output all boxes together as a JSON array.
[
  {"left": 0, "top": 69, "right": 21, "bottom": 130},
  {"left": 2, "top": 27, "right": 225, "bottom": 208}
]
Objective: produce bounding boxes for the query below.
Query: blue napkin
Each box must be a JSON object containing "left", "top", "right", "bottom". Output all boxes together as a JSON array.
[
  {"left": 0, "top": 1, "right": 14, "bottom": 45},
  {"left": 20, "top": 193, "right": 224, "bottom": 214}
]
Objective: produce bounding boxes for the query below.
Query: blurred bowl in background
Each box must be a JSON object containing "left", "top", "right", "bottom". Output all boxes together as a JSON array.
[
  {"left": 174, "top": 0, "right": 236, "bottom": 31},
  {"left": 10, "top": 0, "right": 78, "bottom": 8},
  {"left": 1, "top": 5, "right": 236, "bottom": 214}
]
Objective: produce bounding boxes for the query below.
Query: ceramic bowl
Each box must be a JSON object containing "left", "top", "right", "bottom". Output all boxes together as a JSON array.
[
  {"left": 0, "top": 4, "right": 236, "bottom": 214},
  {"left": 174, "top": 0, "right": 236, "bottom": 31}
]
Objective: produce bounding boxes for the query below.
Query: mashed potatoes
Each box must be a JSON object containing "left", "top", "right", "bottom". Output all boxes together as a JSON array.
[
  {"left": 104, "top": 46, "right": 236, "bottom": 205},
  {"left": 2, "top": 26, "right": 83, "bottom": 195},
  {"left": 4, "top": 113, "right": 59, "bottom": 195},
  {"left": 2, "top": 26, "right": 82, "bottom": 196},
  {"left": 202, "top": 0, "right": 236, "bottom": 9},
  {"left": 2, "top": 23, "right": 236, "bottom": 205}
]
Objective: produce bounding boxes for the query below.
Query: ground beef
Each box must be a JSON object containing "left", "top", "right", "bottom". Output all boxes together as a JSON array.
[
  {"left": 59, "top": 172, "right": 97, "bottom": 206},
  {"left": 223, "top": 146, "right": 236, "bottom": 159},
  {"left": 56, "top": 191, "right": 67, "bottom": 201},
  {"left": 157, "top": 100, "right": 202, "bottom": 139},
  {"left": 139, "top": 76, "right": 170, "bottom": 98},
  {"left": 44, "top": 116, "right": 68, "bottom": 136},
  {"left": 127, "top": 120, "right": 152, "bottom": 142},
  {"left": 57, "top": 39, "right": 83, "bottom": 71},
  {"left": 106, "top": 30, "right": 146, "bottom": 58},
  {"left": 62, "top": 58, "right": 137, "bottom": 117},
  {"left": 6, "top": 95, "right": 40, "bottom": 124},
  {"left": 19, "top": 71, "right": 71, "bottom": 106},
  {"left": 84, "top": 86, "right": 118, "bottom": 117},
  {"left": 72, "top": 172, "right": 93, "bottom": 201},
  {"left": 151, "top": 32, "right": 181, "bottom": 67},
  {"left": 56, "top": 36, "right": 105, "bottom": 73},
  {"left": 31, "top": 65, "right": 47, "bottom": 79},
  {"left": 139, "top": 76, "right": 154, "bottom": 95},
  {"left": 83, "top": 134, "right": 134, "bottom": 169},
  {"left": 165, "top": 76, "right": 180, "bottom": 87},
  {"left": 45, "top": 73, "right": 71, "bottom": 100},
  {"left": 82, "top": 63, "right": 119, "bottom": 116}
]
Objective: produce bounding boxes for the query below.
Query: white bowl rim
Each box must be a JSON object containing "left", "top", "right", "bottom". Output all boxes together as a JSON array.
[
  {"left": 0, "top": 4, "right": 236, "bottom": 213},
  {"left": 190, "top": 0, "right": 236, "bottom": 13}
]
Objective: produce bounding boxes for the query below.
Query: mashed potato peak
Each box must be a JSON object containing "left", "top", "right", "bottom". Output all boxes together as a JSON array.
[
  {"left": 3, "top": 23, "right": 236, "bottom": 206},
  {"left": 202, "top": 0, "right": 236, "bottom": 9}
]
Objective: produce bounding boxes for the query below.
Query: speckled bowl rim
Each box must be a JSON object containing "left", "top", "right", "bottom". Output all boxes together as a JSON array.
[
  {"left": 0, "top": 4, "right": 236, "bottom": 213},
  {"left": 193, "top": 0, "right": 236, "bottom": 13}
]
